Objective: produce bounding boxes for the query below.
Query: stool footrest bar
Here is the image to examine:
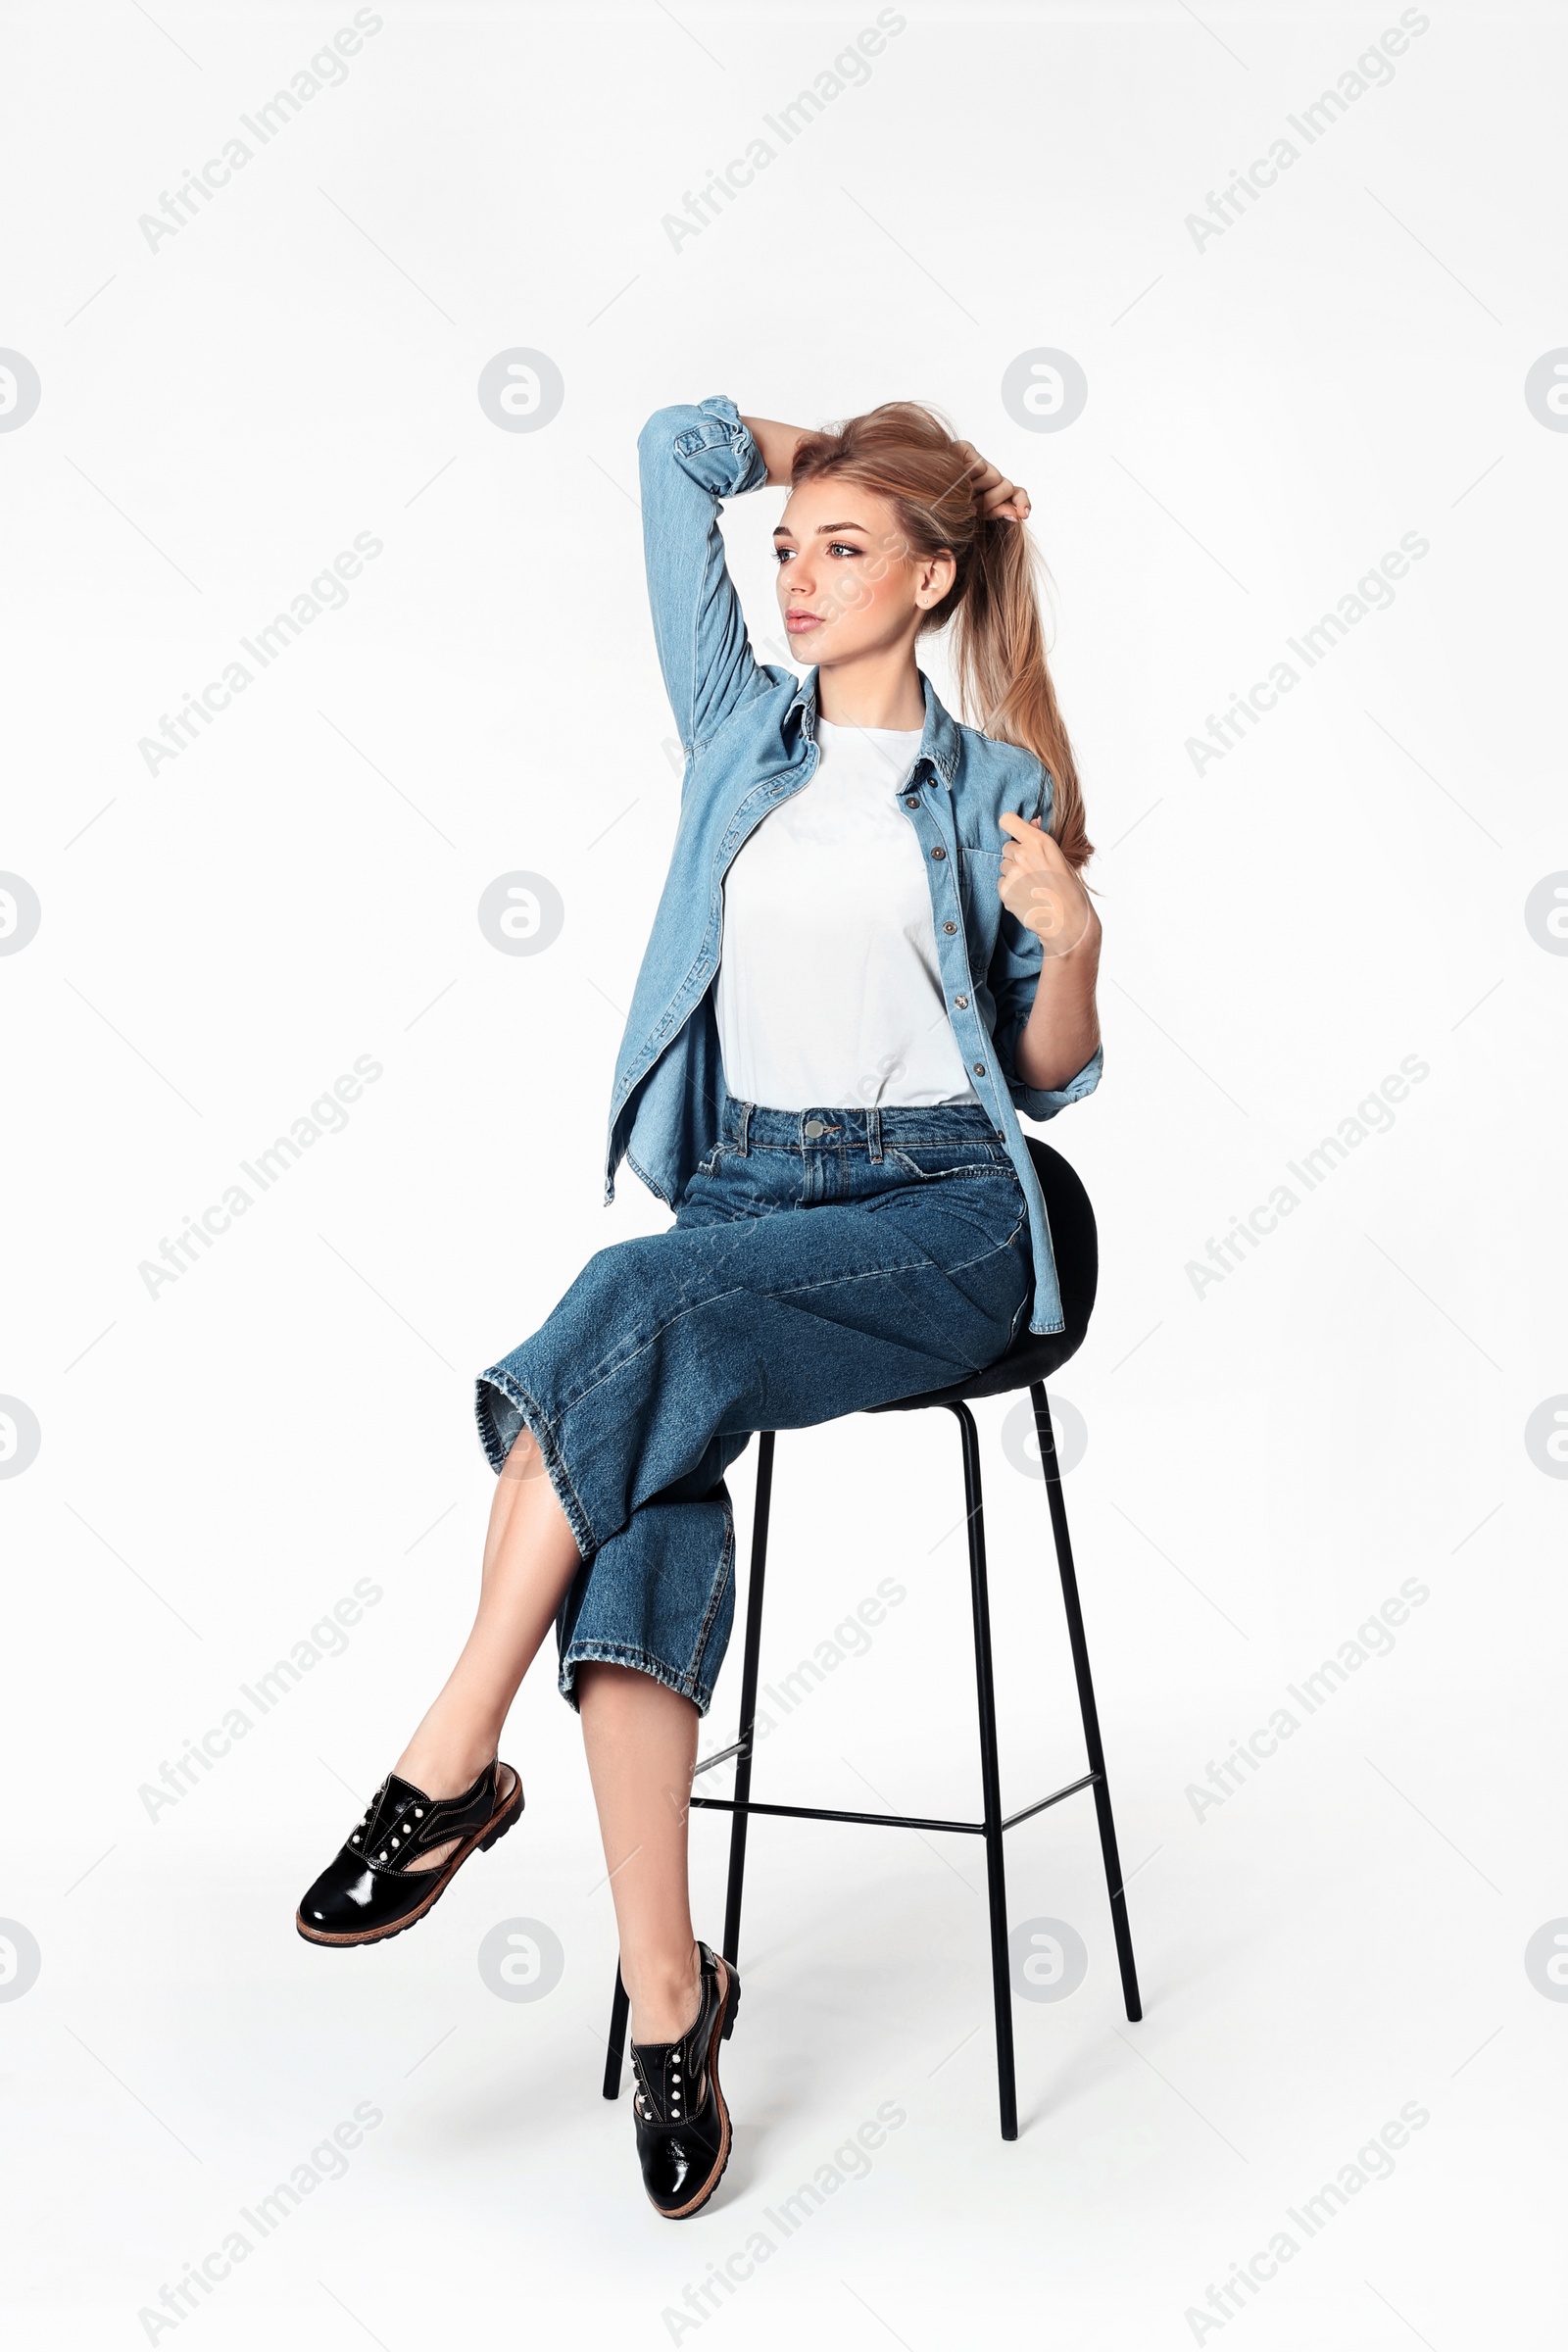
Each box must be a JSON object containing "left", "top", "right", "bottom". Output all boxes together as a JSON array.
[
  {"left": 692, "top": 1734, "right": 751, "bottom": 1779},
  {"left": 689, "top": 1794, "right": 986, "bottom": 1836},
  {"left": 689, "top": 1770, "right": 1101, "bottom": 1838},
  {"left": 1001, "top": 1771, "right": 1099, "bottom": 1832}
]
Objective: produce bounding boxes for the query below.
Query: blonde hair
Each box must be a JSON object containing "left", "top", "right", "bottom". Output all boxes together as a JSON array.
[{"left": 790, "top": 402, "right": 1091, "bottom": 866}]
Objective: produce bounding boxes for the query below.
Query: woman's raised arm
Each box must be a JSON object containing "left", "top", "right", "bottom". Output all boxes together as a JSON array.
[{"left": 636, "top": 396, "right": 796, "bottom": 759}]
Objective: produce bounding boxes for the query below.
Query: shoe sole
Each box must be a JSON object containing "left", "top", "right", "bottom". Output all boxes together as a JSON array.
[
  {"left": 653, "top": 1958, "right": 740, "bottom": 2221},
  {"left": 295, "top": 1766, "right": 523, "bottom": 1948}
]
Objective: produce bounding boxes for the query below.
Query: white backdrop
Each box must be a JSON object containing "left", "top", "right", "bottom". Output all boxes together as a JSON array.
[{"left": 3, "top": 2, "right": 1565, "bottom": 2345}]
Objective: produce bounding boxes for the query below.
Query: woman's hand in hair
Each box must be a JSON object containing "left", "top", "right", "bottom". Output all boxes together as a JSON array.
[
  {"left": 950, "top": 441, "right": 1031, "bottom": 523},
  {"left": 998, "top": 809, "right": 1097, "bottom": 959},
  {"left": 741, "top": 416, "right": 811, "bottom": 488}
]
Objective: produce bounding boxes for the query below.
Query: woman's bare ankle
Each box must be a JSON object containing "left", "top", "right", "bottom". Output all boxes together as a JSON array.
[
  {"left": 626, "top": 1940, "right": 703, "bottom": 2045},
  {"left": 393, "top": 1726, "right": 499, "bottom": 1801}
]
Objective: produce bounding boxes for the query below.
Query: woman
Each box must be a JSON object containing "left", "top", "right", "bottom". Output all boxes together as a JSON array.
[{"left": 297, "top": 394, "right": 1102, "bottom": 2218}]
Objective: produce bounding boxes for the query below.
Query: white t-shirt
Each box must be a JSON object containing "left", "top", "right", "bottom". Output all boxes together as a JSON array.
[{"left": 712, "top": 718, "right": 978, "bottom": 1111}]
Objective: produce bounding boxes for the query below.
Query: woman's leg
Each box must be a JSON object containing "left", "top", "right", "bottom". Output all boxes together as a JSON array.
[
  {"left": 393, "top": 1425, "right": 580, "bottom": 1847},
  {"left": 576, "top": 1663, "right": 703, "bottom": 2043},
  {"left": 398, "top": 1423, "right": 707, "bottom": 2035}
]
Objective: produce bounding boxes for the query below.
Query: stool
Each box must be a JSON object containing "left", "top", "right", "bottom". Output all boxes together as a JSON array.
[{"left": 600, "top": 1138, "right": 1142, "bottom": 2138}]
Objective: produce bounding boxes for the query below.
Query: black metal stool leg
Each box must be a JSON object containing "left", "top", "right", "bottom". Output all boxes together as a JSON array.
[
  {"left": 722, "top": 1430, "right": 775, "bottom": 1966},
  {"left": 1031, "top": 1381, "right": 1142, "bottom": 2024},
  {"left": 952, "top": 1401, "right": 1018, "bottom": 2141}
]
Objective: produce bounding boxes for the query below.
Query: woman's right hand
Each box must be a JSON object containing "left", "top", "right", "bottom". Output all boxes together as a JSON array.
[
  {"left": 950, "top": 440, "right": 1031, "bottom": 523},
  {"left": 740, "top": 416, "right": 810, "bottom": 489}
]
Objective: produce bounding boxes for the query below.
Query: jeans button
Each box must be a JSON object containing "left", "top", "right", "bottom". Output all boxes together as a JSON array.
[{"left": 803, "top": 1116, "right": 827, "bottom": 1138}]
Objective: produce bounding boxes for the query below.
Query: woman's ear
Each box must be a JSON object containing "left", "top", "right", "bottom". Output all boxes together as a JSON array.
[{"left": 912, "top": 548, "right": 956, "bottom": 610}]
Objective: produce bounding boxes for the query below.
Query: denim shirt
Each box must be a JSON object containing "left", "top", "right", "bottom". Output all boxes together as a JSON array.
[{"left": 604, "top": 395, "right": 1103, "bottom": 1337}]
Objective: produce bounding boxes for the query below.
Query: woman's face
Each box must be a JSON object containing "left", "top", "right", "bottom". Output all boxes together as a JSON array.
[{"left": 772, "top": 475, "right": 955, "bottom": 669}]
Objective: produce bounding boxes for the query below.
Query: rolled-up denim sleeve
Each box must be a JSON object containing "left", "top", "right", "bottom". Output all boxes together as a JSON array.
[
  {"left": 636, "top": 395, "right": 771, "bottom": 755},
  {"left": 988, "top": 762, "right": 1105, "bottom": 1121}
]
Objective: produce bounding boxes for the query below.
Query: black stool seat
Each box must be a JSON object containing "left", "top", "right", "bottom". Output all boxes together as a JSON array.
[
  {"left": 599, "top": 1136, "right": 1140, "bottom": 2140},
  {"left": 868, "top": 1137, "right": 1098, "bottom": 1409}
]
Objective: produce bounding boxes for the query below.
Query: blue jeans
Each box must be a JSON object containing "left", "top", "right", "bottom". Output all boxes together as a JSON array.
[{"left": 474, "top": 1091, "right": 1032, "bottom": 1715}]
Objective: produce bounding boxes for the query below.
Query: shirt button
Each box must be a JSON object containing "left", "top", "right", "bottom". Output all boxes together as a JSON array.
[
  {"left": 943, "top": 920, "right": 957, "bottom": 935},
  {"left": 803, "top": 1117, "right": 826, "bottom": 1138},
  {"left": 904, "top": 794, "right": 918, "bottom": 808},
  {"left": 931, "top": 846, "right": 947, "bottom": 860},
  {"left": 972, "top": 1062, "right": 987, "bottom": 1076},
  {"left": 955, "top": 994, "right": 968, "bottom": 1008}
]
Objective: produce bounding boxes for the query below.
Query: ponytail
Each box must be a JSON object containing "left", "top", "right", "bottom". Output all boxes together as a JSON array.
[{"left": 953, "top": 516, "right": 1091, "bottom": 866}]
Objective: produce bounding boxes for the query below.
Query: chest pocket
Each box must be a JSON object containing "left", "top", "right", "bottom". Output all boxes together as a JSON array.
[{"left": 957, "top": 847, "right": 1004, "bottom": 925}]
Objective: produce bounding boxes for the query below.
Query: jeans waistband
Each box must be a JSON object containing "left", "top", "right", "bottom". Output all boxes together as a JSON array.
[{"left": 717, "top": 1088, "right": 1004, "bottom": 1157}]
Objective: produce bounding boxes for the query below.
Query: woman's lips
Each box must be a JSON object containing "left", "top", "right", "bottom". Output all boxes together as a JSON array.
[{"left": 785, "top": 611, "right": 822, "bottom": 632}]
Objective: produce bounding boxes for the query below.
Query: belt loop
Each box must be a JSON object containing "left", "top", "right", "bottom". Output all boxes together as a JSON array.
[
  {"left": 867, "top": 1105, "right": 883, "bottom": 1161},
  {"left": 738, "top": 1100, "right": 752, "bottom": 1156}
]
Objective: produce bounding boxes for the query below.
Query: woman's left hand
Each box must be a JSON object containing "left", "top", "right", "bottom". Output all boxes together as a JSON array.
[{"left": 997, "top": 810, "right": 1098, "bottom": 958}]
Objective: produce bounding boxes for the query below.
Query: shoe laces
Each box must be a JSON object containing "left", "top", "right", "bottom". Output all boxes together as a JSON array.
[
  {"left": 631, "top": 2028, "right": 702, "bottom": 2124},
  {"left": 347, "top": 1776, "right": 430, "bottom": 1865}
]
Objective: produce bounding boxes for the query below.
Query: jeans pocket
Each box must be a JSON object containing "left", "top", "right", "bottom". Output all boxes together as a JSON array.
[
  {"left": 886, "top": 1142, "right": 1015, "bottom": 1186},
  {"left": 678, "top": 1140, "right": 736, "bottom": 1212}
]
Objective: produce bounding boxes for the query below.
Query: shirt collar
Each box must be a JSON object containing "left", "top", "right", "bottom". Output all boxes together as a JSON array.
[{"left": 786, "top": 664, "right": 960, "bottom": 785}]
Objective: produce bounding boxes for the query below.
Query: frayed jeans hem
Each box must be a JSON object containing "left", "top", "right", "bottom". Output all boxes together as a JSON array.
[
  {"left": 474, "top": 1363, "right": 597, "bottom": 1561},
  {"left": 559, "top": 1642, "right": 715, "bottom": 1718}
]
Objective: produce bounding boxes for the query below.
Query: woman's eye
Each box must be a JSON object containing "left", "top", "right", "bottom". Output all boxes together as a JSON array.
[
  {"left": 828, "top": 542, "right": 860, "bottom": 559},
  {"left": 774, "top": 547, "right": 795, "bottom": 564}
]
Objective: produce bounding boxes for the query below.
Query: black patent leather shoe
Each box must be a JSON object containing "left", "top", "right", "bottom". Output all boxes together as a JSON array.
[
  {"left": 629, "top": 1940, "right": 741, "bottom": 2219},
  {"left": 295, "top": 1759, "right": 522, "bottom": 1946}
]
